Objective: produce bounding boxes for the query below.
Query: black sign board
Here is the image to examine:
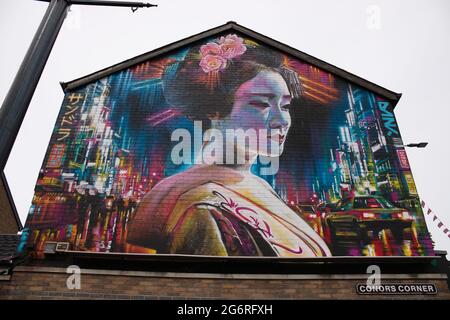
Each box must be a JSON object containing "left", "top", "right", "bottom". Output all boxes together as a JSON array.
[{"left": 356, "top": 283, "right": 437, "bottom": 295}]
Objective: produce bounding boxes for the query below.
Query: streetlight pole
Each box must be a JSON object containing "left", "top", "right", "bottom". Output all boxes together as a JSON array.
[
  {"left": 400, "top": 142, "right": 429, "bottom": 148},
  {"left": 0, "top": 0, "right": 157, "bottom": 173}
]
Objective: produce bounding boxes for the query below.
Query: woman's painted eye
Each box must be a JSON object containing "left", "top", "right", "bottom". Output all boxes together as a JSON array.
[{"left": 248, "top": 101, "right": 270, "bottom": 109}]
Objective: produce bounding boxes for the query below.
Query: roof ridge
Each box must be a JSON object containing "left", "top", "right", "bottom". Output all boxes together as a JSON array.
[{"left": 61, "top": 21, "right": 401, "bottom": 106}]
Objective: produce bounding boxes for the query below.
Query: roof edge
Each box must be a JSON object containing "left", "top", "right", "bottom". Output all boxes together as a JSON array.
[
  {"left": 1, "top": 172, "right": 23, "bottom": 231},
  {"left": 60, "top": 21, "right": 402, "bottom": 106},
  {"left": 60, "top": 21, "right": 236, "bottom": 92}
]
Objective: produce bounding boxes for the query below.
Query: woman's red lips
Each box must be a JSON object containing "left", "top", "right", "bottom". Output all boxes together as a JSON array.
[{"left": 268, "top": 134, "right": 286, "bottom": 144}]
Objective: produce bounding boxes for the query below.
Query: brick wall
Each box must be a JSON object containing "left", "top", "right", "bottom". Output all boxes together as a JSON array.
[{"left": 1, "top": 266, "right": 449, "bottom": 300}]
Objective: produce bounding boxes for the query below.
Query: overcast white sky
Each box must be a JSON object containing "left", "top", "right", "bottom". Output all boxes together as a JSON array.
[{"left": 1, "top": 0, "right": 449, "bottom": 257}]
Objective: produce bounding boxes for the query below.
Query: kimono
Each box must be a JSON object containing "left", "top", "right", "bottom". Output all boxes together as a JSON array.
[{"left": 126, "top": 165, "right": 331, "bottom": 257}]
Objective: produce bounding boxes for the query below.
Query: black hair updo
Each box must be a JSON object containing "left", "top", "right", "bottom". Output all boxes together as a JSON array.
[{"left": 163, "top": 34, "right": 301, "bottom": 123}]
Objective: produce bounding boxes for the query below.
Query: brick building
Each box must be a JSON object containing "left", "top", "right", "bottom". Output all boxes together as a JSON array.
[
  {"left": 1, "top": 22, "right": 449, "bottom": 300},
  {"left": 0, "top": 172, "right": 22, "bottom": 234},
  {"left": 0, "top": 172, "right": 22, "bottom": 280},
  {"left": 1, "top": 252, "right": 449, "bottom": 300}
]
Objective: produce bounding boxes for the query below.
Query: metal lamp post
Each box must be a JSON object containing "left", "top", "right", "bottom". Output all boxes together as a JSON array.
[
  {"left": 0, "top": 0, "right": 157, "bottom": 173},
  {"left": 402, "top": 142, "right": 429, "bottom": 148}
]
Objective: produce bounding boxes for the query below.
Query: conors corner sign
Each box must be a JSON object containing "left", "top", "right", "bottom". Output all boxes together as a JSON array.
[{"left": 356, "top": 283, "right": 438, "bottom": 295}]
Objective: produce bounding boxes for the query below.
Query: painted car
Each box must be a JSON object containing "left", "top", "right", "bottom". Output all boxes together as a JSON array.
[
  {"left": 323, "top": 196, "right": 416, "bottom": 255},
  {"left": 328, "top": 196, "right": 413, "bottom": 223}
]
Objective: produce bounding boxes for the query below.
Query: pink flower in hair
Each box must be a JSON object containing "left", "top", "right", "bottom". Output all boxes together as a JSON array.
[
  {"left": 200, "top": 42, "right": 222, "bottom": 57},
  {"left": 199, "top": 54, "right": 227, "bottom": 73},
  {"left": 198, "top": 34, "right": 247, "bottom": 73},
  {"left": 218, "top": 34, "right": 247, "bottom": 59}
]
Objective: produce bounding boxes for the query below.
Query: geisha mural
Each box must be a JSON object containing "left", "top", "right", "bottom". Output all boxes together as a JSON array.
[{"left": 21, "top": 29, "right": 434, "bottom": 258}]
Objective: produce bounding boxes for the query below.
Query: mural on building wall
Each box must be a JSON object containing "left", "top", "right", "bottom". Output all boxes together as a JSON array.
[{"left": 21, "top": 33, "right": 434, "bottom": 258}]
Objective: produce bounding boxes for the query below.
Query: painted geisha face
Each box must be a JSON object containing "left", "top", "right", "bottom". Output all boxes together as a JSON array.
[{"left": 222, "top": 70, "right": 292, "bottom": 158}]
